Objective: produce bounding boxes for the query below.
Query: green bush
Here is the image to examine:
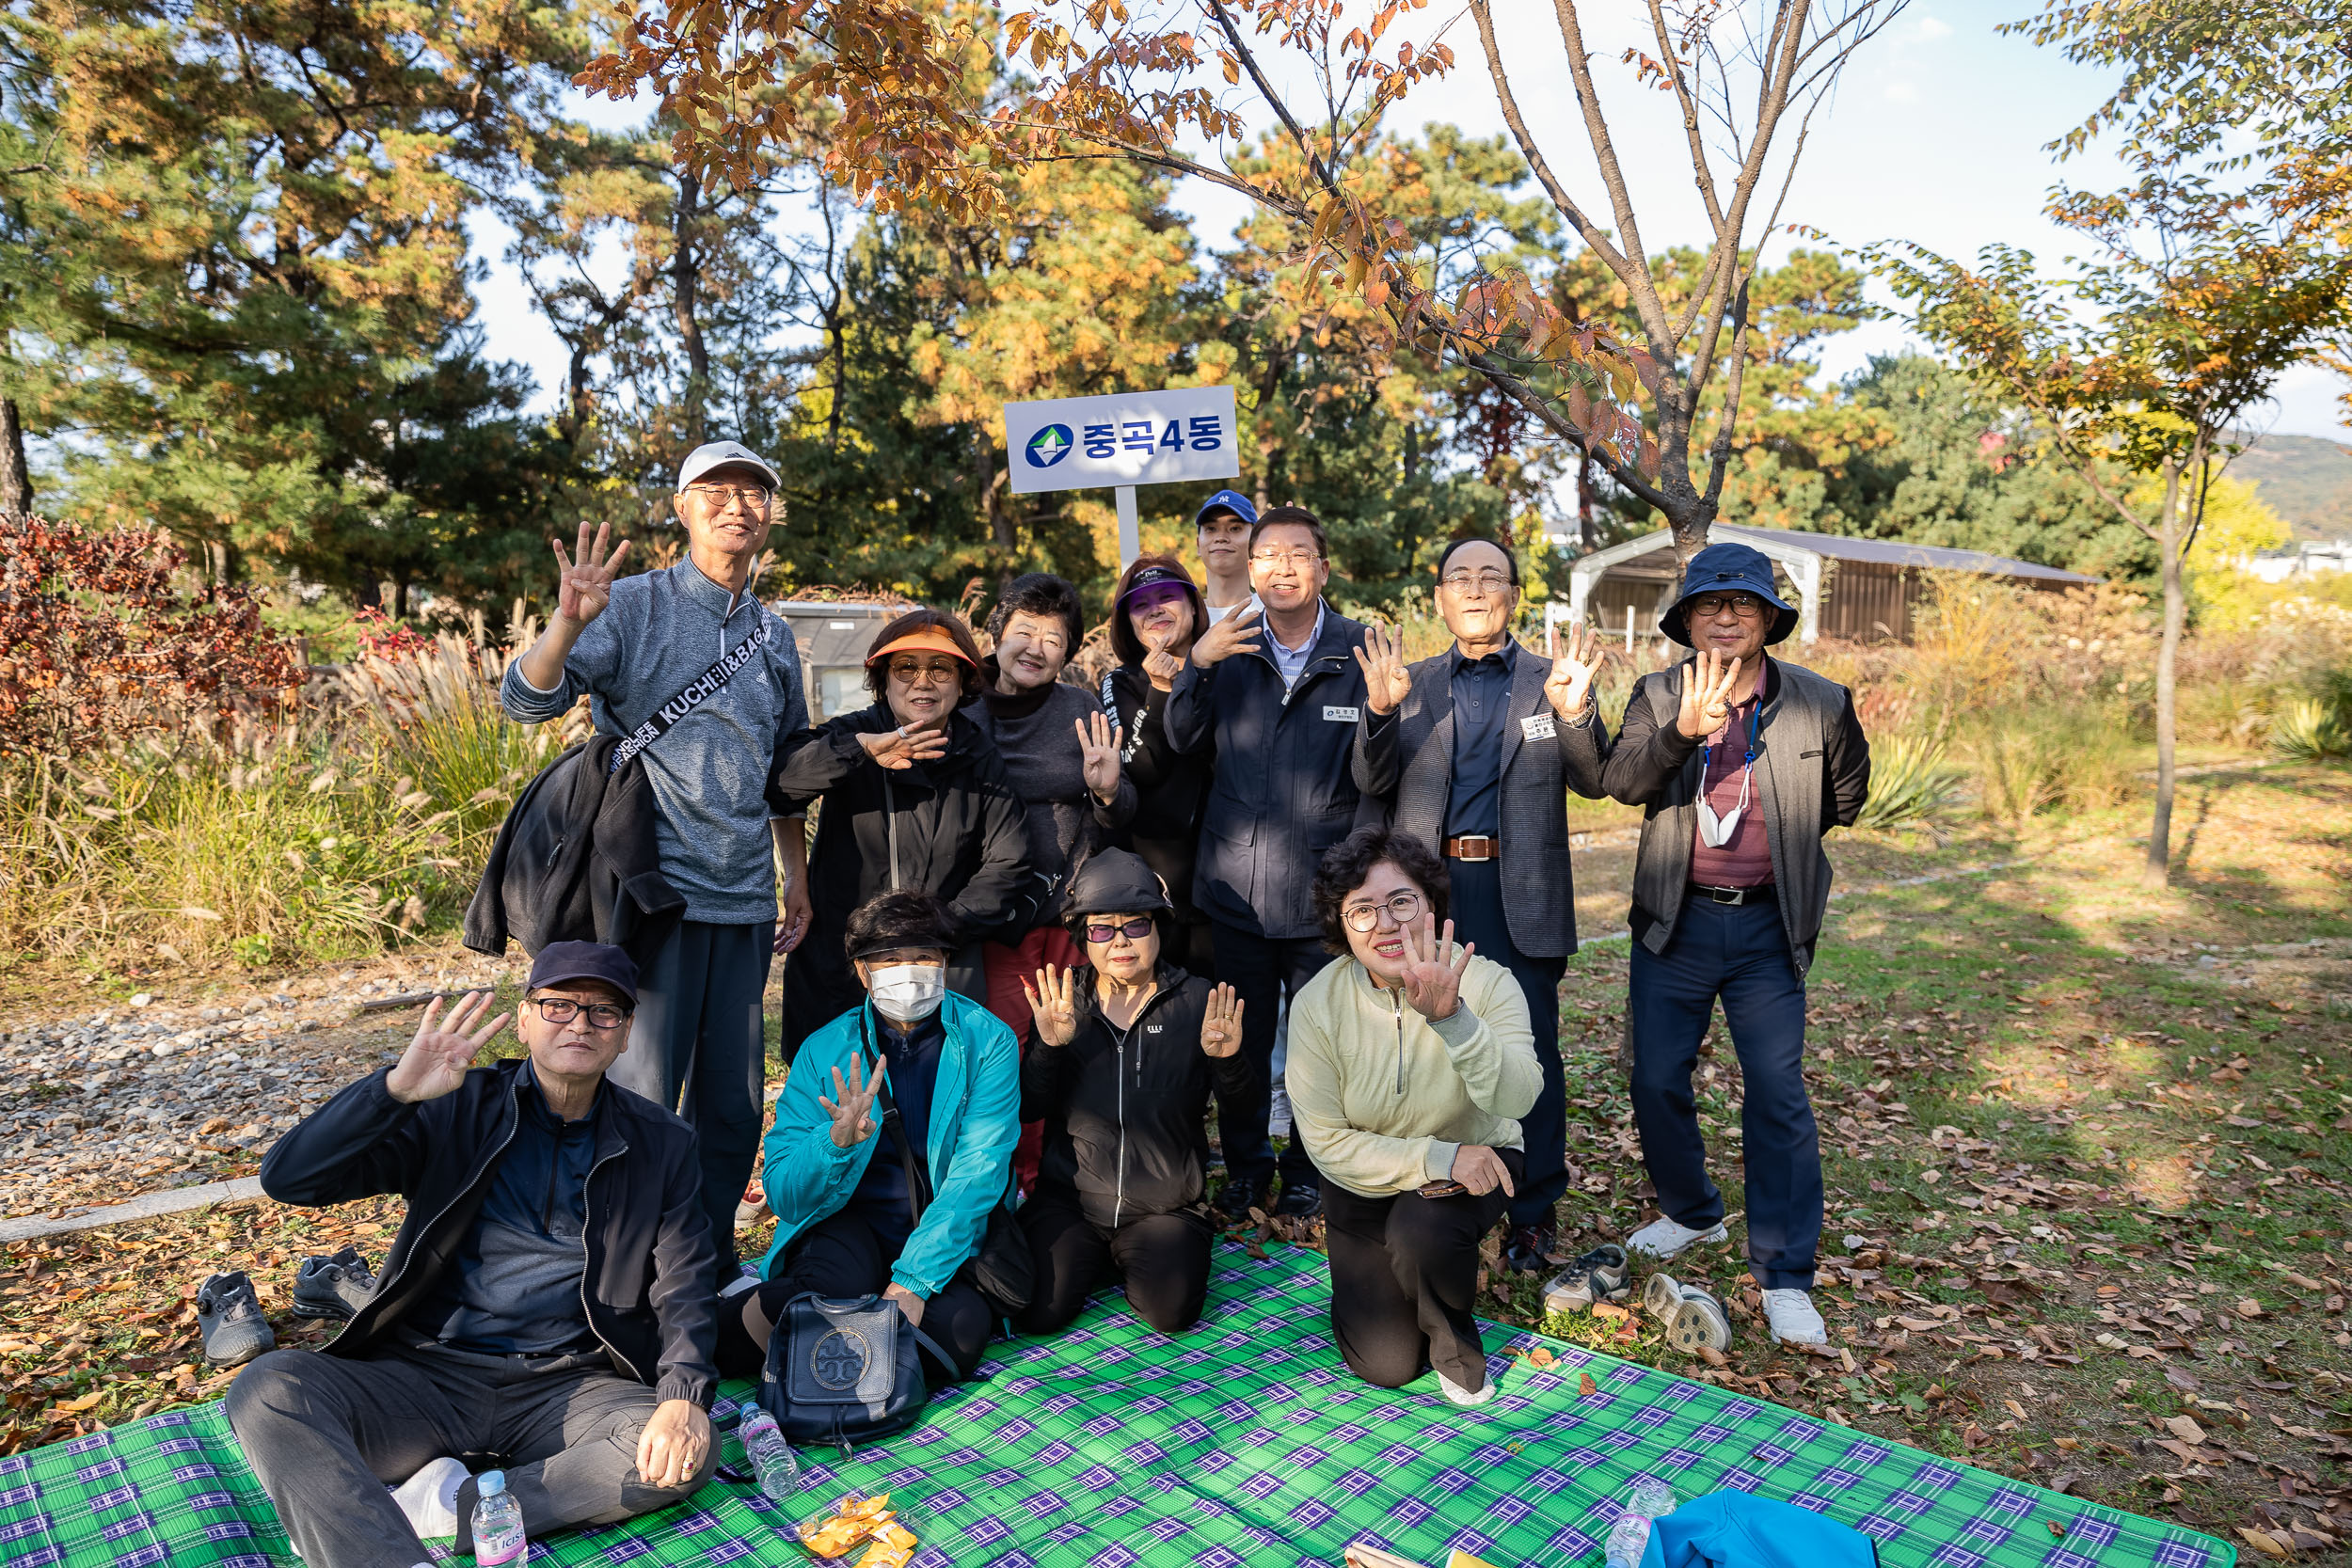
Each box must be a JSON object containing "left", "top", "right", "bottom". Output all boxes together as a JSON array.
[
  {"left": 2272, "top": 673, "right": 2352, "bottom": 762},
  {"left": 1855, "top": 733, "right": 1967, "bottom": 832}
]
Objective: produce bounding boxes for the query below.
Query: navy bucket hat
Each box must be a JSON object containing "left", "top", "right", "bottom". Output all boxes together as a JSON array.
[{"left": 1661, "top": 540, "right": 1801, "bottom": 647}]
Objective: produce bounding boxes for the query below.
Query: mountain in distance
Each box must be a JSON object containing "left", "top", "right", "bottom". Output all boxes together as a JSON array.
[{"left": 2233, "top": 432, "right": 2352, "bottom": 541}]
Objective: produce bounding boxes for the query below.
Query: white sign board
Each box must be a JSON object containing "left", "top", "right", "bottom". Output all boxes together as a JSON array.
[{"left": 1002, "top": 386, "right": 1240, "bottom": 497}]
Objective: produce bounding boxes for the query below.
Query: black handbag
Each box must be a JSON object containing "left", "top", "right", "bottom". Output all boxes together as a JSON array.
[
  {"left": 870, "top": 1069, "right": 1034, "bottom": 1315},
  {"left": 758, "top": 1291, "right": 955, "bottom": 1457}
]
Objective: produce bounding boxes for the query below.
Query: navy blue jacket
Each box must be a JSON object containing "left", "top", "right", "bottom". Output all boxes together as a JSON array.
[{"left": 1163, "top": 603, "right": 1390, "bottom": 939}]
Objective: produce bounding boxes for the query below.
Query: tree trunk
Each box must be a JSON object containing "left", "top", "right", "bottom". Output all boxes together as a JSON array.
[
  {"left": 671, "top": 172, "right": 710, "bottom": 452},
  {"left": 0, "top": 398, "right": 31, "bottom": 515},
  {"left": 1576, "top": 449, "right": 1595, "bottom": 554},
  {"left": 2145, "top": 460, "right": 2184, "bottom": 888}
]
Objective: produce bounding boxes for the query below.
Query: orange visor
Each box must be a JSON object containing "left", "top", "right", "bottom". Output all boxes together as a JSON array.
[{"left": 865, "top": 626, "right": 977, "bottom": 668}]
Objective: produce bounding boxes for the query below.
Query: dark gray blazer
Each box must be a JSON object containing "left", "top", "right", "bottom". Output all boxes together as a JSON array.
[{"left": 1358, "top": 639, "right": 1613, "bottom": 958}]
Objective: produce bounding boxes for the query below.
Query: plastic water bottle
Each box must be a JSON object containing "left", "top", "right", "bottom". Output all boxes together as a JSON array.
[
  {"left": 737, "top": 1408, "right": 801, "bottom": 1500},
  {"left": 470, "top": 1469, "right": 527, "bottom": 1565},
  {"left": 1604, "top": 1479, "right": 1678, "bottom": 1568}
]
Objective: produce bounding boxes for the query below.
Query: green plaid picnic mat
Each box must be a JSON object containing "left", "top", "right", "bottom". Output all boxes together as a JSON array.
[{"left": 0, "top": 1243, "right": 2232, "bottom": 1568}]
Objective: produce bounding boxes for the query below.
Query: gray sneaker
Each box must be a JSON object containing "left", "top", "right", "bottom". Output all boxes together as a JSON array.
[
  {"left": 292, "top": 1246, "right": 376, "bottom": 1322},
  {"left": 197, "top": 1270, "right": 277, "bottom": 1367}
]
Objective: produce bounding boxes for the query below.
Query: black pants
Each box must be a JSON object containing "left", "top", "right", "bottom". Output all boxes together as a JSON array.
[
  {"left": 225, "top": 1340, "right": 713, "bottom": 1568},
  {"left": 1445, "top": 858, "right": 1569, "bottom": 1229},
  {"left": 613, "top": 918, "right": 774, "bottom": 1287},
  {"left": 1629, "top": 895, "right": 1820, "bottom": 1290},
  {"left": 1322, "top": 1150, "right": 1521, "bottom": 1393},
  {"left": 1207, "top": 923, "right": 1329, "bottom": 1192},
  {"left": 1016, "top": 1192, "right": 1213, "bottom": 1337},
  {"left": 713, "top": 1211, "right": 993, "bottom": 1383}
]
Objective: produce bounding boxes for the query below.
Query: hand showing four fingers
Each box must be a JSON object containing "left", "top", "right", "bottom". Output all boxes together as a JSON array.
[
  {"left": 1675, "top": 645, "right": 1747, "bottom": 740},
  {"left": 857, "top": 720, "right": 950, "bottom": 770},
  {"left": 819, "top": 1053, "right": 887, "bottom": 1148},
  {"left": 1396, "top": 915, "right": 1475, "bottom": 1022},
  {"left": 1022, "top": 964, "right": 1080, "bottom": 1047},
  {"left": 1353, "top": 622, "right": 1411, "bottom": 715},
  {"left": 386, "top": 991, "right": 511, "bottom": 1104},
  {"left": 551, "top": 520, "right": 631, "bottom": 630},
  {"left": 1075, "top": 709, "right": 1124, "bottom": 803},
  {"left": 1543, "top": 622, "right": 1607, "bottom": 721}
]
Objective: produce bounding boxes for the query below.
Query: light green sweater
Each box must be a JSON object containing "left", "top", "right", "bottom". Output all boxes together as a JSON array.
[{"left": 1286, "top": 953, "right": 1541, "bottom": 1199}]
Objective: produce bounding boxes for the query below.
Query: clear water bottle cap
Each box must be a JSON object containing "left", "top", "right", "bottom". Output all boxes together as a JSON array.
[
  {"left": 1626, "top": 1477, "right": 1677, "bottom": 1517},
  {"left": 478, "top": 1470, "right": 507, "bottom": 1497}
]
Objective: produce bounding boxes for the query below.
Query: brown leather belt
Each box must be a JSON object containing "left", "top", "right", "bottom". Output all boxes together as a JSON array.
[{"left": 1444, "top": 835, "right": 1498, "bottom": 862}]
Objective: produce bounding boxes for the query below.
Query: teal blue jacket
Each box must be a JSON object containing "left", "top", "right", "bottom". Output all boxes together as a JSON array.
[{"left": 758, "top": 991, "right": 1021, "bottom": 1298}]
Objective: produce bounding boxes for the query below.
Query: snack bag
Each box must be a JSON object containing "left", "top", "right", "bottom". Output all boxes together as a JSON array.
[
  {"left": 851, "top": 1526, "right": 919, "bottom": 1568},
  {"left": 798, "top": 1493, "right": 894, "bottom": 1557}
]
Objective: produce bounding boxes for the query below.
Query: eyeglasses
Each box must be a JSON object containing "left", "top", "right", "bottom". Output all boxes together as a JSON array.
[
  {"left": 1687, "top": 592, "right": 1766, "bottom": 620},
  {"left": 886, "top": 657, "right": 962, "bottom": 684},
  {"left": 1438, "top": 572, "right": 1514, "bottom": 594},
  {"left": 531, "top": 996, "right": 631, "bottom": 1030},
  {"left": 1248, "top": 548, "right": 1323, "bottom": 567},
  {"left": 1341, "top": 890, "right": 1424, "bottom": 933},
  {"left": 1084, "top": 916, "right": 1155, "bottom": 943},
  {"left": 683, "top": 482, "right": 771, "bottom": 507}
]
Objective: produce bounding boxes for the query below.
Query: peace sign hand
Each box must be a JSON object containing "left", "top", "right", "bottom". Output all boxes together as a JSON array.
[
  {"left": 1675, "top": 647, "right": 1746, "bottom": 740},
  {"left": 1141, "top": 627, "right": 1185, "bottom": 691},
  {"left": 858, "top": 719, "right": 951, "bottom": 770},
  {"left": 1200, "top": 983, "right": 1244, "bottom": 1057},
  {"left": 386, "top": 990, "right": 512, "bottom": 1104},
  {"left": 1396, "top": 915, "right": 1473, "bottom": 1022},
  {"left": 1353, "top": 622, "right": 1411, "bottom": 715},
  {"left": 1022, "top": 964, "right": 1080, "bottom": 1047},
  {"left": 550, "top": 520, "right": 632, "bottom": 629},
  {"left": 819, "top": 1053, "right": 887, "bottom": 1148},
  {"left": 1544, "top": 622, "right": 1606, "bottom": 721},
  {"left": 1075, "top": 709, "right": 1124, "bottom": 803}
]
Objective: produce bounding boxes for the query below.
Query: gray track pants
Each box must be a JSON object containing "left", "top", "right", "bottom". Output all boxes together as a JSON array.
[{"left": 224, "top": 1341, "right": 714, "bottom": 1568}]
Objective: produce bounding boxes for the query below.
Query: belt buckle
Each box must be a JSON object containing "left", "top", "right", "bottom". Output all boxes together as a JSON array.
[
  {"left": 1699, "top": 884, "right": 1743, "bottom": 905},
  {"left": 1454, "top": 836, "right": 1495, "bottom": 863}
]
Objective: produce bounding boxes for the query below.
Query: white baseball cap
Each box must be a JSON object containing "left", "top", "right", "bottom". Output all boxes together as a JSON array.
[{"left": 675, "top": 440, "right": 782, "bottom": 493}]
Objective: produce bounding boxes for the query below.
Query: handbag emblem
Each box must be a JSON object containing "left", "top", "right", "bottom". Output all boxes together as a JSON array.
[{"left": 808, "top": 1327, "right": 872, "bottom": 1390}]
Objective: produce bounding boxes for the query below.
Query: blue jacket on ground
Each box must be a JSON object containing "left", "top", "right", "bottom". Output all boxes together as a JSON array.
[
  {"left": 1162, "top": 600, "right": 1390, "bottom": 940},
  {"left": 1641, "top": 1493, "right": 1879, "bottom": 1568},
  {"left": 759, "top": 991, "right": 1020, "bottom": 1298}
]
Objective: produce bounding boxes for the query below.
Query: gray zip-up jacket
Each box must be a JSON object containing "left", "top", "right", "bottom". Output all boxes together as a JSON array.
[{"left": 500, "top": 559, "right": 807, "bottom": 925}]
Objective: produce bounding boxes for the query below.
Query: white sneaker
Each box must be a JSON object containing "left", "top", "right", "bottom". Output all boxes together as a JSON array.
[
  {"left": 1436, "top": 1369, "right": 1495, "bottom": 1407},
  {"left": 389, "top": 1456, "right": 468, "bottom": 1540},
  {"left": 1762, "top": 1287, "right": 1828, "bottom": 1346},
  {"left": 1625, "top": 1215, "right": 1728, "bottom": 1261}
]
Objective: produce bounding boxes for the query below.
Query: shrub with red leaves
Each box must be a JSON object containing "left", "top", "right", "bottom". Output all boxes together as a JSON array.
[
  {"left": 0, "top": 515, "right": 300, "bottom": 755},
  {"left": 351, "top": 605, "right": 435, "bottom": 662}
]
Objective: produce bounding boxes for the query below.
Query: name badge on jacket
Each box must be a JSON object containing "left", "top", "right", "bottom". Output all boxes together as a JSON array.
[
  {"left": 1520, "top": 713, "right": 1558, "bottom": 741},
  {"left": 1323, "top": 705, "right": 1361, "bottom": 722}
]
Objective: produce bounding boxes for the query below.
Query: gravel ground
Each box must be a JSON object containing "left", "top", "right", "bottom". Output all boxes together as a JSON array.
[{"left": 0, "top": 955, "right": 525, "bottom": 1223}]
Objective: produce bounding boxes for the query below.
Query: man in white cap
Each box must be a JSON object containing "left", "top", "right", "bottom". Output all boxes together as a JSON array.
[{"left": 502, "top": 441, "right": 810, "bottom": 1288}]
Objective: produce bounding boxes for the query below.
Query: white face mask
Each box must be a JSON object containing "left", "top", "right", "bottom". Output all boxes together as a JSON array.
[{"left": 868, "top": 963, "right": 946, "bottom": 1023}]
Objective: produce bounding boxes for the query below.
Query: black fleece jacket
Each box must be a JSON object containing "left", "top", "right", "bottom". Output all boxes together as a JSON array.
[
  {"left": 259, "top": 1057, "right": 719, "bottom": 1408},
  {"left": 1020, "top": 961, "right": 1252, "bottom": 1229}
]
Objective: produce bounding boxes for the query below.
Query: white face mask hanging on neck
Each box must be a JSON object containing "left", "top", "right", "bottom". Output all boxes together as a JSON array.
[
  {"left": 868, "top": 964, "right": 946, "bottom": 1023},
  {"left": 1695, "top": 768, "right": 1753, "bottom": 847}
]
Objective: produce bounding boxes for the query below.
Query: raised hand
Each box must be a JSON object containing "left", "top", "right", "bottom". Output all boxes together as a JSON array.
[
  {"left": 1200, "top": 983, "right": 1244, "bottom": 1057},
  {"left": 1141, "top": 627, "right": 1185, "bottom": 691},
  {"left": 551, "top": 520, "right": 631, "bottom": 629},
  {"left": 386, "top": 990, "right": 511, "bottom": 1104},
  {"left": 1353, "top": 622, "right": 1411, "bottom": 715},
  {"left": 818, "top": 1053, "right": 886, "bottom": 1148},
  {"left": 1451, "top": 1144, "right": 1518, "bottom": 1198},
  {"left": 1188, "top": 602, "right": 1263, "bottom": 669},
  {"left": 1675, "top": 646, "right": 1746, "bottom": 739},
  {"left": 857, "top": 719, "right": 951, "bottom": 770},
  {"left": 1396, "top": 914, "right": 1473, "bottom": 1022},
  {"left": 1543, "top": 622, "right": 1606, "bottom": 721},
  {"left": 1022, "top": 964, "right": 1079, "bottom": 1046},
  {"left": 1075, "top": 709, "right": 1124, "bottom": 802}
]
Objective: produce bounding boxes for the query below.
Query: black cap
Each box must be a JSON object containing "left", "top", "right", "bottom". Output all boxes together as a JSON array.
[
  {"left": 527, "top": 941, "right": 639, "bottom": 1005},
  {"left": 1062, "top": 848, "right": 1173, "bottom": 921}
]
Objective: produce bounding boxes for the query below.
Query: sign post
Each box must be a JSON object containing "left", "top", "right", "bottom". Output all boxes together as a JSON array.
[{"left": 1003, "top": 387, "right": 1241, "bottom": 567}]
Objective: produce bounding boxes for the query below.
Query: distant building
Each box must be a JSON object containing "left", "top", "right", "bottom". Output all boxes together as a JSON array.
[
  {"left": 1557, "top": 523, "right": 2100, "bottom": 646},
  {"left": 2242, "top": 540, "right": 2352, "bottom": 583}
]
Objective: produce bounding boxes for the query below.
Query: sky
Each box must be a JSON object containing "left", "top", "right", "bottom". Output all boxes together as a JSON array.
[{"left": 469, "top": 0, "right": 2352, "bottom": 445}]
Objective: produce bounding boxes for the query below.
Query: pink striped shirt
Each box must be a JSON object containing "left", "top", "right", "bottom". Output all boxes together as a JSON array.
[{"left": 1690, "top": 657, "right": 1773, "bottom": 888}]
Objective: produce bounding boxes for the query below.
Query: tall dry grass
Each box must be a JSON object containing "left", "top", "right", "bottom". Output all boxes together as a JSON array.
[{"left": 0, "top": 635, "right": 574, "bottom": 974}]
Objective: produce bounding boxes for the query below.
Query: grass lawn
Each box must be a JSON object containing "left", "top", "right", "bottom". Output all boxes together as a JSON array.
[{"left": 5, "top": 762, "right": 2350, "bottom": 1558}]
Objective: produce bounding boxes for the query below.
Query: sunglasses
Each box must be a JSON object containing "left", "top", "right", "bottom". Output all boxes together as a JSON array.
[{"left": 1083, "top": 916, "right": 1155, "bottom": 943}]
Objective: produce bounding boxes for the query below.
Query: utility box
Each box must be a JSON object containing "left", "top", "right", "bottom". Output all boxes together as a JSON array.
[{"left": 771, "top": 599, "right": 904, "bottom": 720}]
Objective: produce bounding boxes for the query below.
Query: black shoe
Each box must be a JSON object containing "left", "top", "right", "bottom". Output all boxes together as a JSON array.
[
  {"left": 1270, "top": 1180, "right": 1323, "bottom": 1220},
  {"left": 1502, "top": 1223, "right": 1558, "bottom": 1275},
  {"left": 197, "top": 1270, "right": 276, "bottom": 1367},
  {"left": 291, "top": 1245, "right": 376, "bottom": 1322},
  {"left": 1210, "top": 1177, "right": 1272, "bottom": 1226}
]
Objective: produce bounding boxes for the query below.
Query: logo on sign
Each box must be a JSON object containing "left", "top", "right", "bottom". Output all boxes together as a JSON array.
[{"left": 1025, "top": 423, "right": 1075, "bottom": 468}]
